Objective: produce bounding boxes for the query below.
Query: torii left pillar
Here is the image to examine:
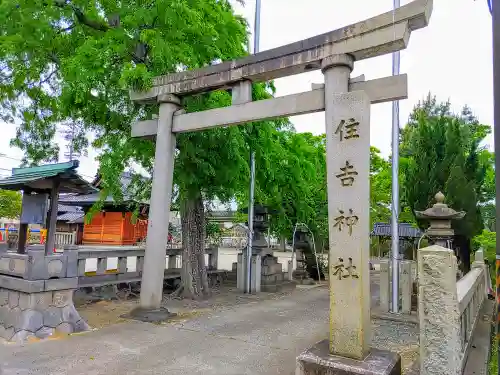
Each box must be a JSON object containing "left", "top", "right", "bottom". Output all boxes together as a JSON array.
[{"left": 131, "top": 94, "right": 179, "bottom": 321}]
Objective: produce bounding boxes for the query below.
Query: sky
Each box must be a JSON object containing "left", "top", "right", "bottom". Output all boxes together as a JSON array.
[{"left": 0, "top": 0, "right": 494, "bottom": 181}]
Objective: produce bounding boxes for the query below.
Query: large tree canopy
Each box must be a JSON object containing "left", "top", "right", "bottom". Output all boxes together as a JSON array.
[
  {"left": 0, "top": 0, "right": 276, "bottom": 298},
  {"left": 401, "top": 94, "right": 491, "bottom": 271}
]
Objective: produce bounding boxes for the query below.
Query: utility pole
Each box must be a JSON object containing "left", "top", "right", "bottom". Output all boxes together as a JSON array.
[
  {"left": 245, "top": 0, "right": 261, "bottom": 294},
  {"left": 492, "top": 0, "right": 500, "bottom": 371},
  {"left": 390, "top": 0, "right": 401, "bottom": 313}
]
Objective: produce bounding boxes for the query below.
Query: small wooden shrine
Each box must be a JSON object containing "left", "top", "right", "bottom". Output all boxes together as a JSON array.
[
  {"left": 59, "top": 172, "right": 148, "bottom": 245},
  {"left": 0, "top": 161, "right": 96, "bottom": 254},
  {"left": 370, "top": 222, "right": 423, "bottom": 260}
]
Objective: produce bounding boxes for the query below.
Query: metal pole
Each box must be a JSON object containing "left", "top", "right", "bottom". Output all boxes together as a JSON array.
[
  {"left": 254, "top": 0, "right": 261, "bottom": 53},
  {"left": 492, "top": 0, "right": 500, "bottom": 370},
  {"left": 390, "top": 0, "right": 401, "bottom": 313},
  {"left": 246, "top": 0, "right": 261, "bottom": 294}
]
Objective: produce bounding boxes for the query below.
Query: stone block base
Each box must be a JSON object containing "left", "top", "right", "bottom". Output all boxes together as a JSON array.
[
  {"left": 261, "top": 280, "right": 296, "bottom": 293},
  {"left": 293, "top": 270, "right": 315, "bottom": 285},
  {"left": 0, "top": 287, "right": 89, "bottom": 342},
  {"left": 296, "top": 340, "right": 401, "bottom": 375},
  {"left": 260, "top": 256, "right": 296, "bottom": 293}
]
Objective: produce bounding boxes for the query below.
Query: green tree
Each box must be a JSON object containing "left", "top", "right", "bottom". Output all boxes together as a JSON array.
[
  {"left": 252, "top": 132, "right": 327, "bottom": 247},
  {"left": 370, "top": 147, "right": 391, "bottom": 227},
  {"left": 473, "top": 229, "right": 496, "bottom": 280},
  {"left": 247, "top": 139, "right": 398, "bottom": 253},
  {"left": 0, "top": 0, "right": 276, "bottom": 299},
  {"left": 401, "top": 94, "right": 490, "bottom": 271},
  {"left": 0, "top": 190, "right": 22, "bottom": 219}
]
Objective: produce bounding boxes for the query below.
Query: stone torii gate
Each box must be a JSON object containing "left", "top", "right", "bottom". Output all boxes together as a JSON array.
[{"left": 130, "top": 0, "right": 432, "bottom": 373}]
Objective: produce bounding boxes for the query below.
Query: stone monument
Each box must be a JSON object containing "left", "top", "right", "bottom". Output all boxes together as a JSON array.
[{"left": 129, "top": 0, "right": 433, "bottom": 372}]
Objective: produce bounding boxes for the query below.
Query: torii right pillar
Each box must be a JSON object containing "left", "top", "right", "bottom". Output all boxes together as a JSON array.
[{"left": 295, "top": 55, "right": 402, "bottom": 375}]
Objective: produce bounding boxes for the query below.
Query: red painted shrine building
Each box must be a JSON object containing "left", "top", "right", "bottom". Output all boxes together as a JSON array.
[{"left": 59, "top": 172, "right": 148, "bottom": 246}]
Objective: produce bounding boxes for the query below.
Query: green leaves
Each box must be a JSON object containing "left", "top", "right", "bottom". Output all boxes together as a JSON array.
[
  {"left": 0, "top": 189, "right": 22, "bottom": 219},
  {"left": 473, "top": 229, "right": 496, "bottom": 263},
  {"left": 0, "top": 0, "right": 249, "bottom": 197},
  {"left": 401, "top": 93, "right": 492, "bottom": 240}
]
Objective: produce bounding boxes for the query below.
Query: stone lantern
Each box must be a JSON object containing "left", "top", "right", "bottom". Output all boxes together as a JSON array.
[
  {"left": 415, "top": 191, "right": 465, "bottom": 249},
  {"left": 413, "top": 191, "right": 466, "bottom": 302},
  {"left": 242, "top": 204, "right": 276, "bottom": 256},
  {"left": 238, "top": 204, "right": 295, "bottom": 292},
  {"left": 292, "top": 227, "right": 315, "bottom": 284}
]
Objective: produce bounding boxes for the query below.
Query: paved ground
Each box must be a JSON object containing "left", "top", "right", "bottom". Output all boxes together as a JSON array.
[{"left": 0, "top": 279, "right": 419, "bottom": 375}]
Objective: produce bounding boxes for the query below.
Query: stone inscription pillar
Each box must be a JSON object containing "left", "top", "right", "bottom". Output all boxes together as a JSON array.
[
  {"left": 139, "top": 94, "right": 180, "bottom": 310},
  {"left": 322, "top": 54, "right": 371, "bottom": 360}
]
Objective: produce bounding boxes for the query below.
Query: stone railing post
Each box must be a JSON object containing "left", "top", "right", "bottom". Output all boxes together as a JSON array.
[
  {"left": 379, "top": 259, "right": 390, "bottom": 312},
  {"left": 250, "top": 254, "right": 261, "bottom": 293},
  {"left": 400, "top": 260, "right": 412, "bottom": 314},
  {"left": 64, "top": 244, "right": 79, "bottom": 278},
  {"left": 208, "top": 246, "right": 219, "bottom": 270},
  {"left": 471, "top": 249, "right": 489, "bottom": 298},
  {"left": 236, "top": 253, "right": 245, "bottom": 292},
  {"left": 168, "top": 255, "right": 177, "bottom": 270},
  {"left": 418, "top": 245, "right": 461, "bottom": 375}
]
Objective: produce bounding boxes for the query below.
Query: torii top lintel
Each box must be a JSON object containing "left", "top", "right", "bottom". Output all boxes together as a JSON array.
[{"left": 130, "top": 0, "right": 432, "bottom": 103}]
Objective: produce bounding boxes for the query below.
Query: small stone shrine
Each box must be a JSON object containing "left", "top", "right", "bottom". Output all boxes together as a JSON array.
[{"left": 0, "top": 161, "right": 96, "bottom": 341}]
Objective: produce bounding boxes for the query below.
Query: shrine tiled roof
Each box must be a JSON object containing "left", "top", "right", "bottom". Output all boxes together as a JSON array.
[
  {"left": 57, "top": 212, "right": 84, "bottom": 224},
  {"left": 57, "top": 204, "right": 81, "bottom": 213},
  {"left": 58, "top": 172, "right": 147, "bottom": 206},
  {"left": 0, "top": 161, "right": 96, "bottom": 194},
  {"left": 371, "top": 222, "right": 422, "bottom": 238}
]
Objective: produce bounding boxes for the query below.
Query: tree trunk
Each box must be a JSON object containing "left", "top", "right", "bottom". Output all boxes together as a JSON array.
[{"left": 180, "top": 193, "right": 210, "bottom": 299}]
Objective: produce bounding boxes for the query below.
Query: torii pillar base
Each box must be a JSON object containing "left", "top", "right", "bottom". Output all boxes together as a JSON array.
[
  {"left": 126, "top": 307, "right": 176, "bottom": 324},
  {"left": 296, "top": 340, "right": 401, "bottom": 375}
]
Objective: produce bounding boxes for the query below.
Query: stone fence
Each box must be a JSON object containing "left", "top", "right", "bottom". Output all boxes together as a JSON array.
[
  {"left": 0, "top": 244, "right": 220, "bottom": 342},
  {"left": 378, "top": 259, "right": 416, "bottom": 314},
  {"left": 76, "top": 245, "right": 219, "bottom": 288},
  {"left": 418, "top": 246, "right": 488, "bottom": 375}
]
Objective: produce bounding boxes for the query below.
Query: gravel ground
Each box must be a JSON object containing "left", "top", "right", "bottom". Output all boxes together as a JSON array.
[{"left": 1, "top": 283, "right": 420, "bottom": 375}]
